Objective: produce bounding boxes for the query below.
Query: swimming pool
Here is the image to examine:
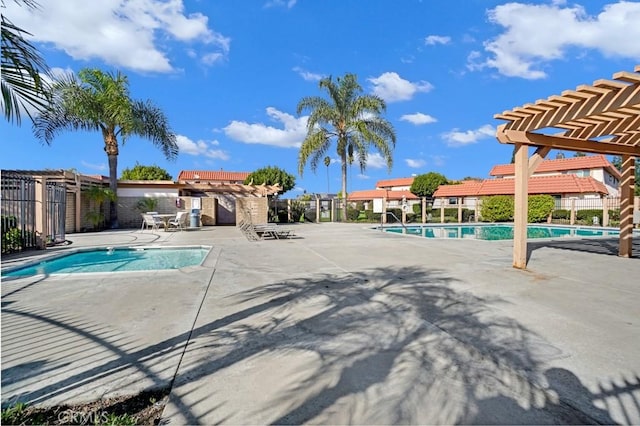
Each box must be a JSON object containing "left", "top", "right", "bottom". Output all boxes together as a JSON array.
[
  {"left": 2, "top": 246, "right": 211, "bottom": 278},
  {"left": 381, "top": 224, "right": 627, "bottom": 241}
]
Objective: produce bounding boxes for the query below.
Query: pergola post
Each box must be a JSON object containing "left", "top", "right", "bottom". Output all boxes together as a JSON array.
[
  {"left": 421, "top": 197, "right": 426, "bottom": 223},
  {"left": 619, "top": 155, "right": 635, "bottom": 257},
  {"left": 495, "top": 66, "right": 639, "bottom": 269},
  {"left": 457, "top": 198, "right": 462, "bottom": 223},
  {"left": 513, "top": 143, "right": 529, "bottom": 269}
]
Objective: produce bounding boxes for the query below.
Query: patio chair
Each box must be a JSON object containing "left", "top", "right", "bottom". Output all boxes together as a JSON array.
[
  {"left": 167, "top": 211, "right": 188, "bottom": 231},
  {"left": 141, "top": 213, "right": 163, "bottom": 232}
]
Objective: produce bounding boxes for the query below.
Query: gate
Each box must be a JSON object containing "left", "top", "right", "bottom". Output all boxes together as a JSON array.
[
  {"left": 1, "top": 174, "right": 37, "bottom": 254},
  {"left": 47, "top": 181, "right": 66, "bottom": 244}
]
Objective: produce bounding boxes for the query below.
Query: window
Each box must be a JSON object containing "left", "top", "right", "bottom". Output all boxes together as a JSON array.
[{"left": 448, "top": 198, "right": 458, "bottom": 205}]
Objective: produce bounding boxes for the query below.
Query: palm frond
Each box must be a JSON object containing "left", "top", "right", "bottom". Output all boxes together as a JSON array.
[
  {"left": 298, "top": 129, "right": 329, "bottom": 175},
  {"left": 1, "top": 13, "right": 51, "bottom": 125},
  {"left": 131, "top": 100, "right": 178, "bottom": 160}
]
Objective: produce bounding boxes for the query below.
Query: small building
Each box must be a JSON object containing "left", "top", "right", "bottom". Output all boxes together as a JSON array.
[{"left": 488, "top": 155, "right": 620, "bottom": 196}]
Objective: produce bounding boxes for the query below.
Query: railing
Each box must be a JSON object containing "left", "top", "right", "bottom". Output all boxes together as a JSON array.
[{"left": 380, "top": 211, "right": 408, "bottom": 232}]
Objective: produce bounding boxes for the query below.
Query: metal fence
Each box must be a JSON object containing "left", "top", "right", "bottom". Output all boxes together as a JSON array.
[
  {"left": 47, "top": 181, "right": 67, "bottom": 244},
  {"left": 0, "top": 174, "right": 67, "bottom": 254},
  {"left": 1, "top": 174, "right": 37, "bottom": 254}
]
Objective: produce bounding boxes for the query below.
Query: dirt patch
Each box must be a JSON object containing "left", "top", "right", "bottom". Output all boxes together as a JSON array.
[{"left": 2, "top": 388, "right": 169, "bottom": 425}]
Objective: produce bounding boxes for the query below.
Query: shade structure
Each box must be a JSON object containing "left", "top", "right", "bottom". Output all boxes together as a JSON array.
[{"left": 495, "top": 66, "right": 640, "bottom": 268}]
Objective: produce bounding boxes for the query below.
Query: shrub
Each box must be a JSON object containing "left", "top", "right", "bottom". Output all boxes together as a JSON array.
[
  {"left": 480, "top": 196, "right": 514, "bottom": 222},
  {"left": 576, "top": 209, "right": 603, "bottom": 225},
  {"left": 528, "top": 195, "right": 555, "bottom": 223},
  {"left": 412, "top": 203, "right": 421, "bottom": 216},
  {"left": 347, "top": 207, "right": 360, "bottom": 221},
  {"left": 552, "top": 209, "right": 571, "bottom": 220},
  {"left": 365, "top": 210, "right": 382, "bottom": 221},
  {"left": 608, "top": 209, "right": 620, "bottom": 221},
  {"left": 442, "top": 208, "right": 474, "bottom": 222}
]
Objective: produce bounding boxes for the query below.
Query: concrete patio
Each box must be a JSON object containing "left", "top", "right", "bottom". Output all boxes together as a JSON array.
[{"left": 1, "top": 223, "right": 639, "bottom": 424}]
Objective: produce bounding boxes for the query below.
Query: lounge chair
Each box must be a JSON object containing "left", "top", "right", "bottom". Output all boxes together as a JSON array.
[
  {"left": 141, "top": 213, "right": 163, "bottom": 232},
  {"left": 167, "top": 211, "right": 188, "bottom": 231},
  {"left": 253, "top": 223, "right": 295, "bottom": 239}
]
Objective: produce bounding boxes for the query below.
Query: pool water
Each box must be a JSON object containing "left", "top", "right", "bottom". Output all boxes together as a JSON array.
[
  {"left": 2, "top": 246, "right": 211, "bottom": 278},
  {"left": 383, "top": 224, "right": 623, "bottom": 240}
]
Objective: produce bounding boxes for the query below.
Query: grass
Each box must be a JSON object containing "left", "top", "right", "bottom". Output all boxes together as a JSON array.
[{"left": 0, "top": 388, "right": 169, "bottom": 425}]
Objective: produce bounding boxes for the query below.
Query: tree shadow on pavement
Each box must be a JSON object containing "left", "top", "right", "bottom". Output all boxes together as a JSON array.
[{"left": 3, "top": 265, "right": 637, "bottom": 424}]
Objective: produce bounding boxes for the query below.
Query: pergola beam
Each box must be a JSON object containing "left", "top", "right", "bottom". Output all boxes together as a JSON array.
[
  {"left": 497, "top": 128, "right": 640, "bottom": 156},
  {"left": 494, "top": 66, "right": 640, "bottom": 269}
]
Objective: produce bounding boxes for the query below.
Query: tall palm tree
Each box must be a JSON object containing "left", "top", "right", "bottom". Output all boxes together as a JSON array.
[
  {"left": 1, "top": 0, "right": 51, "bottom": 125},
  {"left": 33, "top": 68, "right": 178, "bottom": 228},
  {"left": 324, "top": 155, "right": 331, "bottom": 193},
  {"left": 297, "top": 73, "right": 396, "bottom": 221}
]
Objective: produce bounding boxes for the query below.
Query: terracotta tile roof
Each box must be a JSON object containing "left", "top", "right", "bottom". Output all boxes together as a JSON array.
[
  {"left": 375, "top": 177, "right": 414, "bottom": 188},
  {"left": 489, "top": 155, "right": 620, "bottom": 179},
  {"left": 432, "top": 181, "right": 482, "bottom": 197},
  {"left": 433, "top": 175, "right": 608, "bottom": 197},
  {"left": 348, "top": 189, "right": 419, "bottom": 201},
  {"left": 178, "top": 170, "right": 250, "bottom": 182}
]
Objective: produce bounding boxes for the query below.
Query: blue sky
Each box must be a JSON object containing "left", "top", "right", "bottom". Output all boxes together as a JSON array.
[{"left": 1, "top": 0, "right": 639, "bottom": 195}]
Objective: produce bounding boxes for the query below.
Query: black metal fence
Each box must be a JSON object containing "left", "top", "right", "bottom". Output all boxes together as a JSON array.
[
  {"left": 1, "top": 174, "right": 67, "bottom": 254},
  {"left": 1, "top": 174, "right": 37, "bottom": 254},
  {"left": 47, "top": 181, "right": 67, "bottom": 244}
]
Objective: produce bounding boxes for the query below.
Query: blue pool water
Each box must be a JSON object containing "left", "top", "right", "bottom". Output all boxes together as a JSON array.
[
  {"left": 382, "top": 224, "right": 624, "bottom": 240},
  {"left": 2, "top": 246, "right": 210, "bottom": 278}
]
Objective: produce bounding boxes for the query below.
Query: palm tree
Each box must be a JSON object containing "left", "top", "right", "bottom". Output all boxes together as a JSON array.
[
  {"left": 33, "top": 68, "right": 178, "bottom": 228},
  {"left": 1, "top": 0, "right": 51, "bottom": 125},
  {"left": 297, "top": 73, "right": 396, "bottom": 221},
  {"left": 324, "top": 156, "right": 331, "bottom": 193}
]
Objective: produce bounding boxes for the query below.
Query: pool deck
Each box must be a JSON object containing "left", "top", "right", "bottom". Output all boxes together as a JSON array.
[{"left": 1, "top": 223, "right": 639, "bottom": 424}]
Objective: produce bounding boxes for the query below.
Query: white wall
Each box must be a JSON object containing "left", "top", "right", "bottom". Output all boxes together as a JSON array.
[{"left": 117, "top": 188, "right": 179, "bottom": 197}]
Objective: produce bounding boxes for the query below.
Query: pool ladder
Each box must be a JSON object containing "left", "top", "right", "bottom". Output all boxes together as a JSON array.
[{"left": 380, "top": 212, "right": 408, "bottom": 232}]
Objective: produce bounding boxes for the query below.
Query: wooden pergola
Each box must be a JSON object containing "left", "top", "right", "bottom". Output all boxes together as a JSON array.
[{"left": 495, "top": 65, "right": 640, "bottom": 269}]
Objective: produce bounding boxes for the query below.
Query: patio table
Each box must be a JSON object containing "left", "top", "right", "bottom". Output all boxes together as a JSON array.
[{"left": 153, "top": 214, "right": 177, "bottom": 231}]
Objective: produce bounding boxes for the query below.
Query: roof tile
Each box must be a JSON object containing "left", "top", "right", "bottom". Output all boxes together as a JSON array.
[
  {"left": 376, "top": 177, "right": 414, "bottom": 188},
  {"left": 489, "top": 155, "right": 620, "bottom": 179},
  {"left": 178, "top": 170, "right": 250, "bottom": 182},
  {"left": 433, "top": 175, "right": 608, "bottom": 197}
]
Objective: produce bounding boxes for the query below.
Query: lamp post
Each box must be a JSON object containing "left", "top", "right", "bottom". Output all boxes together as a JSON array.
[{"left": 274, "top": 191, "right": 279, "bottom": 222}]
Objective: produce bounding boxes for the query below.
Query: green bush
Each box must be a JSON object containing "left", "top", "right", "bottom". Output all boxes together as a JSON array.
[
  {"left": 480, "top": 196, "right": 514, "bottom": 222},
  {"left": 2, "top": 227, "right": 22, "bottom": 254},
  {"left": 412, "top": 203, "right": 421, "bottom": 216},
  {"left": 552, "top": 209, "right": 571, "bottom": 220},
  {"left": 347, "top": 207, "right": 360, "bottom": 221},
  {"left": 528, "top": 195, "right": 555, "bottom": 223},
  {"left": 608, "top": 209, "right": 620, "bottom": 221},
  {"left": 442, "top": 208, "right": 474, "bottom": 222},
  {"left": 576, "top": 209, "right": 603, "bottom": 224},
  {"left": 365, "top": 210, "right": 382, "bottom": 221}
]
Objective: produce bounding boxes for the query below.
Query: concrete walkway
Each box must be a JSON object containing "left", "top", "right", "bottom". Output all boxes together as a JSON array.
[{"left": 1, "top": 223, "right": 639, "bottom": 424}]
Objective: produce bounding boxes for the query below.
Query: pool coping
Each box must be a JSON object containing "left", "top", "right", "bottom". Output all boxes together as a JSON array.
[{"left": 1, "top": 244, "right": 214, "bottom": 278}]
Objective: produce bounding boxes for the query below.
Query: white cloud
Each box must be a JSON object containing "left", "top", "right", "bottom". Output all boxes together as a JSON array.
[
  {"left": 366, "top": 153, "right": 388, "bottom": 169},
  {"left": 430, "top": 155, "right": 446, "bottom": 167},
  {"left": 442, "top": 124, "right": 495, "bottom": 147},
  {"left": 356, "top": 174, "right": 371, "bottom": 180},
  {"left": 224, "top": 107, "right": 308, "bottom": 148},
  {"left": 405, "top": 159, "right": 426, "bottom": 168},
  {"left": 400, "top": 112, "right": 437, "bottom": 125},
  {"left": 176, "top": 135, "right": 229, "bottom": 160},
  {"left": 3, "top": 0, "right": 230, "bottom": 73},
  {"left": 368, "top": 72, "right": 433, "bottom": 103},
  {"left": 265, "top": 0, "right": 297, "bottom": 8},
  {"left": 425, "top": 35, "right": 451, "bottom": 45},
  {"left": 472, "top": 1, "right": 640, "bottom": 79},
  {"left": 292, "top": 67, "right": 324, "bottom": 82},
  {"left": 81, "top": 160, "right": 107, "bottom": 171}
]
